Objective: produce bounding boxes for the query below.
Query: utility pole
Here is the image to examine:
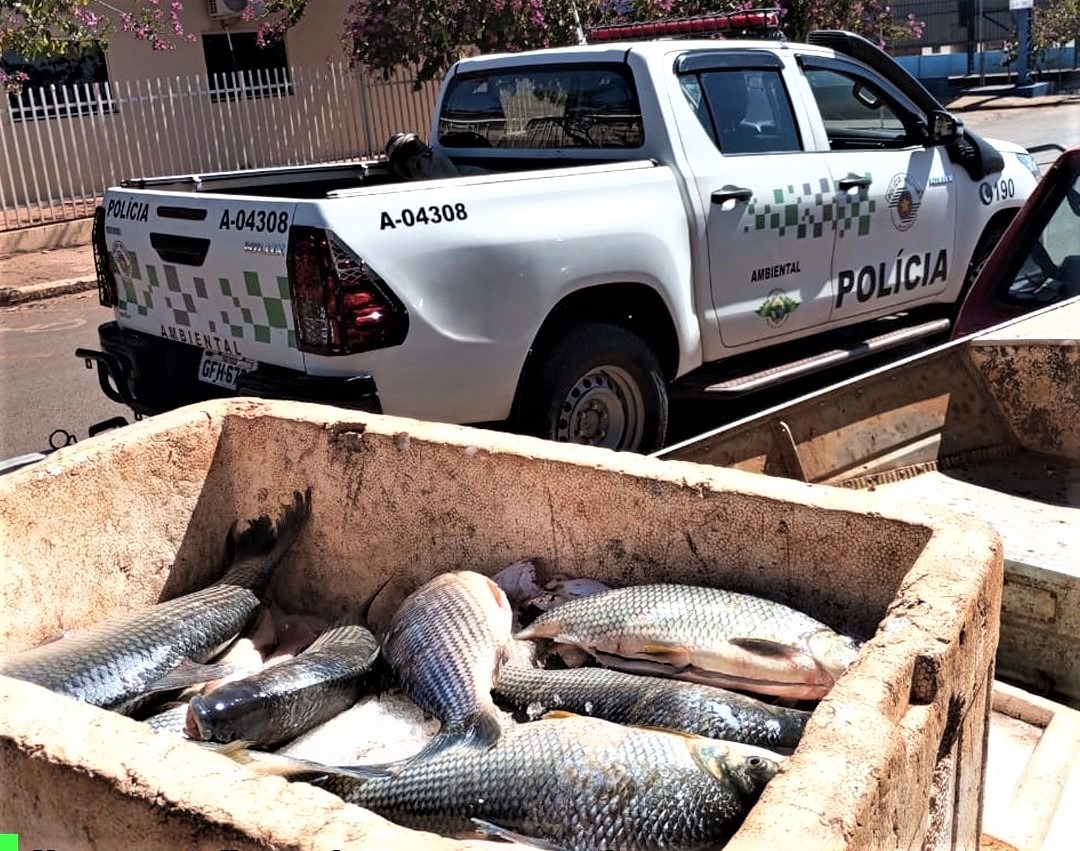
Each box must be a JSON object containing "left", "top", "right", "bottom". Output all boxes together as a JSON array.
[{"left": 1009, "top": 0, "right": 1034, "bottom": 88}]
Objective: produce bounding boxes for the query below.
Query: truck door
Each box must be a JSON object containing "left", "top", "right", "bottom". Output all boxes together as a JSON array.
[
  {"left": 675, "top": 52, "right": 838, "bottom": 348},
  {"left": 796, "top": 56, "right": 958, "bottom": 322}
]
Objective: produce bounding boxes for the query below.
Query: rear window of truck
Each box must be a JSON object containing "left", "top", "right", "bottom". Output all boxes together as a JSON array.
[{"left": 438, "top": 64, "right": 644, "bottom": 150}]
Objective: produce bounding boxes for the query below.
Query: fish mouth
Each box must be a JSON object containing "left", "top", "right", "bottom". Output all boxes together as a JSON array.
[{"left": 185, "top": 697, "right": 212, "bottom": 740}]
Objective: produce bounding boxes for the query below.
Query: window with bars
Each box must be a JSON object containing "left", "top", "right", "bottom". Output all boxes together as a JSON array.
[
  {"left": 202, "top": 32, "right": 292, "bottom": 102},
  {"left": 3, "top": 45, "right": 115, "bottom": 122}
]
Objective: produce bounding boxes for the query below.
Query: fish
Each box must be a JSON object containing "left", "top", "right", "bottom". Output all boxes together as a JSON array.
[
  {"left": 0, "top": 489, "right": 312, "bottom": 712},
  {"left": 493, "top": 662, "right": 810, "bottom": 753},
  {"left": 143, "top": 701, "right": 192, "bottom": 735},
  {"left": 313, "top": 713, "right": 782, "bottom": 851},
  {"left": 515, "top": 583, "right": 862, "bottom": 701},
  {"left": 186, "top": 617, "right": 380, "bottom": 748},
  {"left": 381, "top": 570, "right": 514, "bottom": 762}
]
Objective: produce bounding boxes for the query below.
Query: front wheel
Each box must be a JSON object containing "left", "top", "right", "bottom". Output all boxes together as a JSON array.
[{"left": 517, "top": 323, "right": 668, "bottom": 453}]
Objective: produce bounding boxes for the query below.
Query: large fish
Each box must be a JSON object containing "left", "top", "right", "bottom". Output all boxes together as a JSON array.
[
  {"left": 381, "top": 570, "right": 514, "bottom": 761},
  {"left": 0, "top": 489, "right": 312, "bottom": 712},
  {"left": 315, "top": 713, "right": 781, "bottom": 851},
  {"left": 186, "top": 618, "right": 380, "bottom": 748},
  {"left": 493, "top": 662, "right": 810, "bottom": 753},
  {"left": 516, "top": 583, "right": 861, "bottom": 700}
]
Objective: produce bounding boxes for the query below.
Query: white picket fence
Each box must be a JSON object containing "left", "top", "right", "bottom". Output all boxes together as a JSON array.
[{"left": 0, "top": 63, "right": 441, "bottom": 231}]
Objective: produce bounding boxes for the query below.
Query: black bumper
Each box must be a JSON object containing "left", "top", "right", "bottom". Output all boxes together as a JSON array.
[{"left": 77, "top": 322, "right": 382, "bottom": 418}]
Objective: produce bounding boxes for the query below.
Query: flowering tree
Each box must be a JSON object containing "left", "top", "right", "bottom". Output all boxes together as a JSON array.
[
  {"left": 3, "top": 0, "right": 925, "bottom": 92},
  {"left": 1, "top": 0, "right": 201, "bottom": 91},
  {"left": 1003, "top": 0, "right": 1080, "bottom": 74},
  {"left": 347, "top": 0, "right": 926, "bottom": 86}
]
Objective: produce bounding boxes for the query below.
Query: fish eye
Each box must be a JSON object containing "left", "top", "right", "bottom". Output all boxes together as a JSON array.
[{"left": 747, "top": 756, "right": 767, "bottom": 769}]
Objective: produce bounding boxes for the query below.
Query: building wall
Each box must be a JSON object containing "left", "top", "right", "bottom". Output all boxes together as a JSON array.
[{"left": 102, "top": 0, "right": 354, "bottom": 82}]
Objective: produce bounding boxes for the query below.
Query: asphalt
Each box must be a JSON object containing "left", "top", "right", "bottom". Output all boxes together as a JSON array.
[{"left": 0, "top": 90, "right": 1075, "bottom": 308}]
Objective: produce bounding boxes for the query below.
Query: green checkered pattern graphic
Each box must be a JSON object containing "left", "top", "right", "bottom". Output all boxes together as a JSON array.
[
  {"left": 743, "top": 175, "right": 876, "bottom": 239},
  {"left": 117, "top": 259, "right": 296, "bottom": 349},
  {"left": 0, "top": 834, "right": 16, "bottom": 851}
]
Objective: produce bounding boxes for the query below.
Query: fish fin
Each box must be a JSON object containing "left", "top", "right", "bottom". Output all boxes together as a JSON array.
[
  {"left": 463, "top": 708, "right": 504, "bottom": 750},
  {"left": 470, "top": 818, "right": 567, "bottom": 850},
  {"left": 219, "top": 743, "right": 391, "bottom": 781},
  {"left": 728, "top": 638, "right": 804, "bottom": 658},
  {"left": 538, "top": 710, "right": 581, "bottom": 721},
  {"left": 635, "top": 642, "right": 693, "bottom": 666},
  {"left": 145, "top": 659, "right": 242, "bottom": 693}
]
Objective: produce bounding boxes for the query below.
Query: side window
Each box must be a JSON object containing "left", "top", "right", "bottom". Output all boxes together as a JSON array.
[
  {"left": 438, "top": 65, "right": 643, "bottom": 150},
  {"left": 803, "top": 68, "right": 910, "bottom": 150},
  {"left": 1001, "top": 172, "right": 1080, "bottom": 306},
  {"left": 681, "top": 69, "right": 800, "bottom": 155}
]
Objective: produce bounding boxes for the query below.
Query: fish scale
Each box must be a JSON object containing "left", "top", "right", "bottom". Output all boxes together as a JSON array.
[
  {"left": 381, "top": 570, "right": 514, "bottom": 759},
  {"left": 0, "top": 490, "right": 311, "bottom": 712},
  {"left": 493, "top": 663, "right": 809, "bottom": 752},
  {"left": 320, "top": 714, "right": 780, "bottom": 851},
  {"left": 516, "top": 582, "right": 862, "bottom": 700}
]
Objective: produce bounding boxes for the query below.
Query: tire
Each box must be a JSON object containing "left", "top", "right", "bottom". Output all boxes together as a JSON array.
[{"left": 518, "top": 323, "right": 668, "bottom": 453}]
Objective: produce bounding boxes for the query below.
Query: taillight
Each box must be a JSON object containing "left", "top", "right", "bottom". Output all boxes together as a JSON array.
[
  {"left": 286, "top": 226, "right": 408, "bottom": 355},
  {"left": 91, "top": 205, "right": 118, "bottom": 307}
]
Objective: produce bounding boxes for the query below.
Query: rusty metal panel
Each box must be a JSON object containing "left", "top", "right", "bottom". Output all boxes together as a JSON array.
[{"left": 663, "top": 344, "right": 1017, "bottom": 484}]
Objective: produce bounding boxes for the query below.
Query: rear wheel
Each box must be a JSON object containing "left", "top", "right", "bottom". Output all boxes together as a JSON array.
[{"left": 518, "top": 323, "right": 668, "bottom": 453}]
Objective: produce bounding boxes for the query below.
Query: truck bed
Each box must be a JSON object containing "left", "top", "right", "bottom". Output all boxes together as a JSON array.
[{"left": 868, "top": 452, "right": 1077, "bottom": 579}]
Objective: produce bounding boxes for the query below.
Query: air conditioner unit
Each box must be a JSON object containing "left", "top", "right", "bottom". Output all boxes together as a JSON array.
[{"left": 207, "top": 0, "right": 248, "bottom": 20}]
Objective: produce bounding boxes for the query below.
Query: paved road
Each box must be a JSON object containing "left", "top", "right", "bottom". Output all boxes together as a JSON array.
[
  {"left": 0, "top": 292, "right": 128, "bottom": 460},
  {"left": 957, "top": 99, "right": 1079, "bottom": 157}
]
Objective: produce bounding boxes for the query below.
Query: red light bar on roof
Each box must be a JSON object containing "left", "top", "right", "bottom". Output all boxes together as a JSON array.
[{"left": 587, "top": 9, "right": 784, "bottom": 43}]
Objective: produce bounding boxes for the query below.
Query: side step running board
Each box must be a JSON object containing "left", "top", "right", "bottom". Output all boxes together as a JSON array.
[{"left": 702, "top": 318, "right": 951, "bottom": 396}]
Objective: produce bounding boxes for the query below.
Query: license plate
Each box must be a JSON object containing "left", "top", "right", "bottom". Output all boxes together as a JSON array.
[{"left": 198, "top": 350, "right": 254, "bottom": 390}]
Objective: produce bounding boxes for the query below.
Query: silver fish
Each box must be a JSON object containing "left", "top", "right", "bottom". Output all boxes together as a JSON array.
[
  {"left": 0, "top": 489, "right": 312, "bottom": 712},
  {"left": 187, "top": 618, "right": 380, "bottom": 748},
  {"left": 494, "top": 662, "right": 809, "bottom": 752},
  {"left": 516, "top": 583, "right": 861, "bottom": 700},
  {"left": 143, "top": 701, "right": 192, "bottom": 735},
  {"left": 382, "top": 570, "right": 514, "bottom": 761},
  {"left": 317, "top": 713, "right": 782, "bottom": 851}
]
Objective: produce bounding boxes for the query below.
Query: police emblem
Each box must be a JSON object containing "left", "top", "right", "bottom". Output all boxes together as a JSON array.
[{"left": 885, "top": 174, "right": 922, "bottom": 232}]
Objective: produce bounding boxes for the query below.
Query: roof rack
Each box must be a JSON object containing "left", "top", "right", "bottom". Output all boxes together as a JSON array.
[{"left": 587, "top": 9, "right": 785, "bottom": 43}]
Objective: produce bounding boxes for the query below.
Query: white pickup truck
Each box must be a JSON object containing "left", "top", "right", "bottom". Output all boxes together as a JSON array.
[{"left": 78, "top": 24, "right": 1039, "bottom": 453}]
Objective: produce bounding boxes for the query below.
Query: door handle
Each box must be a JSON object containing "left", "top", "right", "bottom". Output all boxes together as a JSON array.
[
  {"left": 838, "top": 174, "right": 872, "bottom": 191},
  {"left": 711, "top": 185, "right": 753, "bottom": 204}
]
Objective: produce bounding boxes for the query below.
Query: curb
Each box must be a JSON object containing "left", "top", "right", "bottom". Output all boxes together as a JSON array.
[{"left": 0, "top": 278, "right": 98, "bottom": 307}]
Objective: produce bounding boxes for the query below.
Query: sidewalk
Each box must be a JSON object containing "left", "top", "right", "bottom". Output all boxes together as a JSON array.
[{"left": 0, "top": 242, "right": 97, "bottom": 307}]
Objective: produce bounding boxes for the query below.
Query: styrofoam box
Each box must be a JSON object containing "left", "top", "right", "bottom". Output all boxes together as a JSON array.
[{"left": 0, "top": 398, "right": 1003, "bottom": 850}]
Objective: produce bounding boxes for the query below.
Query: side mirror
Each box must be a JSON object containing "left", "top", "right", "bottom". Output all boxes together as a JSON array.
[{"left": 928, "top": 110, "right": 960, "bottom": 146}]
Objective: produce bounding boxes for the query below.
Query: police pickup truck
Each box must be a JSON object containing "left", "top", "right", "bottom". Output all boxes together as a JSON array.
[{"left": 78, "top": 18, "right": 1039, "bottom": 453}]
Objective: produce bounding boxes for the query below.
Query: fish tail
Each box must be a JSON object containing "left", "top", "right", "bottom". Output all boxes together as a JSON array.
[
  {"left": 377, "top": 710, "right": 503, "bottom": 772},
  {"left": 462, "top": 708, "right": 504, "bottom": 750},
  {"left": 261, "top": 488, "right": 314, "bottom": 561},
  {"left": 220, "top": 489, "right": 313, "bottom": 588}
]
